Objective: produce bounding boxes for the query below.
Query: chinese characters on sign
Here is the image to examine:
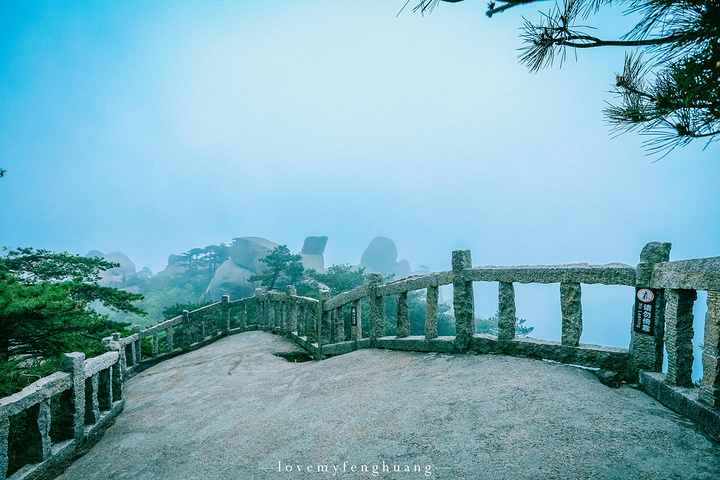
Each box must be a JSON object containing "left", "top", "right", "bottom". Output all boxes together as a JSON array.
[
  {"left": 634, "top": 288, "right": 659, "bottom": 335},
  {"left": 350, "top": 306, "right": 358, "bottom": 327}
]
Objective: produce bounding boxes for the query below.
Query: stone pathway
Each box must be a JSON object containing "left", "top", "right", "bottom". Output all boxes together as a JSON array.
[{"left": 56, "top": 331, "right": 720, "bottom": 480}]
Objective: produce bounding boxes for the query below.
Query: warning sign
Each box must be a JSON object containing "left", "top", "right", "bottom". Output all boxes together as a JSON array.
[{"left": 634, "top": 287, "right": 660, "bottom": 335}]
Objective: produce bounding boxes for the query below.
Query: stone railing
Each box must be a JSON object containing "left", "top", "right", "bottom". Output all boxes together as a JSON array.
[
  {"left": 295, "top": 250, "right": 639, "bottom": 377},
  {"left": 2, "top": 242, "right": 718, "bottom": 478},
  {"left": 1, "top": 349, "right": 123, "bottom": 480},
  {"left": 634, "top": 250, "right": 720, "bottom": 437}
]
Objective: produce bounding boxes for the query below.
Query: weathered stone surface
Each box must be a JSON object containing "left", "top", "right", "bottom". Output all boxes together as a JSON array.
[
  {"left": 56, "top": 331, "right": 720, "bottom": 480},
  {"left": 367, "top": 273, "right": 385, "bottom": 342},
  {"left": 319, "top": 290, "right": 331, "bottom": 345},
  {"left": 466, "top": 263, "right": 635, "bottom": 286},
  {"left": 700, "top": 291, "right": 720, "bottom": 407},
  {"left": 38, "top": 399, "right": 52, "bottom": 460},
  {"left": 497, "top": 282, "right": 516, "bottom": 342},
  {"left": 84, "top": 352, "right": 119, "bottom": 378},
  {"left": 396, "top": 292, "right": 409, "bottom": 338},
  {"left": 452, "top": 250, "right": 474, "bottom": 351},
  {"left": 560, "top": 282, "right": 582, "bottom": 347},
  {"left": 377, "top": 271, "right": 453, "bottom": 297},
  {"left": 324, "top": 283, "right": 369, "bottom": 311},
  {"left": 665, "top": 289, "right": 697, "bottom": 386},
  {"left": 652, "top": 256, "right": 720, "bottom": 290},
  {"left": 60, "top": 352, "right": 86, "bottom": 443},
  {"left": 0, "top": 373, "right": 72, "bottom": 424},
  {"left": 360, "top": 237, "right": 411, "bottom": 279},
  {"left": 425, "top": 286, "right": 439, "bottom": 340},
  {"left": 0, "top": 417, "right": 8, "bottom": 479},
  {"left": 86, "top": 374, "right": 100, "bottom": 424},
  {"left": 594, "top": 369, "right": 622, "bottom": 388}
]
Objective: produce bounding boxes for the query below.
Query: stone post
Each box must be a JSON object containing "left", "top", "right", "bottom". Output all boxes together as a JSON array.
[
  {"left": 286, "top": 285, "right": 297, "bottom": 337},
  {"left": 60, "top": 352, "right": 86, "bottom": 443},
  {"left": 351, "top": 300, "right": 362, "bottom": 341},
  {"left": 297, "top": 306, "right": 305, "bottom": 337},
  {"left": 166, "top": 327, "right": 174, "bottom": 353},
  {"left": 152, "top": 332, "right": 159, "bottom": 357},
  {"left": 0, "top": 417, "right": 8, "bottom": 479},
  {"left": 132, "top": 325, "right": 142, "bottom": 364},
  {"left": 181, "top": 310, "right": 192, "bottom": 350},
  {"left": 452, "top": 250, "right": 474, "bottom": 351},
  {"left": 108, "top": 333, "right": 124, "bottom": 401},
  {"left": 665, "top": 288, "right": 697, "bottom": 386},
  {"left": 631, "top": 241, "right": 671, "bottom": 372},
  {"left": 221, "top": 295, "right": 230, "bottom": 335},
  {"left": 86, "top": 373, "right": 100, "bottom": 424},
  {"left": 497, "top": 282, "right": 516, "bottom": 342},
  {"left": 254, "top": 288, "right": 264, "bottom": 327},
  {"left": 368, "top": 273, "right": 385, "bottom": 346},
  {"left": 560, "top": 283, "right": 583, "bottom": 347},
  {"left": 699, "top": 291, "right": 720, "bottom": 407},
  {"left": 268, "top": 301, "right": 274, "bottom": 329},
  {"left": 307, "top": 302, "right": 318, "bottom": 344},
  {"left": 425, "top": 286, "right": 439, "bottom": 340},
  {"left": 240, "top": 302, "right": 247, "bottom": 330},
  {"left": 319, "top": 290, "right": 332, "bottom": 345},
  {"left": 38, "top": 399, "right": 51, "bottom": 460},
  {"left": 339, "top": 308, "right": 346, "bottom": 342},
  {"left": 396, "top": 292, "right": 410, "bottom": 338}
]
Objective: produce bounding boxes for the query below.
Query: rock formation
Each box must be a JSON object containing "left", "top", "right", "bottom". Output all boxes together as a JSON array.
[
  {"left": 298, "top": 236, "right": 327, "bottom": 273},
  {"left": 359, "top": 237, "right": 411, "bottom": 279},
  {"left": 85, "top": 250, "right": 136, "bottom": 286}
]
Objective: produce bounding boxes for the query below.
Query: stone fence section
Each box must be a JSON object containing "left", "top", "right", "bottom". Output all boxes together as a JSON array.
[{"left": 2, "top": 242, "right": 719, "bottom": 479}]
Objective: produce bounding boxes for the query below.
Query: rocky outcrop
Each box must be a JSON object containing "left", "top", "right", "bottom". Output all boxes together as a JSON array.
[
  {"left": 360, "top": 237, "right": 411, "bottom": 279},
  {"left": 85, "top": 250, "right": 136, "bottom": 286},
  {"left": 203, "top": 237, "right": 279, "bottom": 301},
  {"left": 298, "top": 236, "right": 327, "bottom": 273}
]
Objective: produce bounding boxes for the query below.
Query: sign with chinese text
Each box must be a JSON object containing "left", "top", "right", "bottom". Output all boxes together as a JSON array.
[
  {"left": 634, "top": 288, "right": 659, "bottom": 335},
  {"left": 350, "top": 306, "right": 358, "bottom": 326}
]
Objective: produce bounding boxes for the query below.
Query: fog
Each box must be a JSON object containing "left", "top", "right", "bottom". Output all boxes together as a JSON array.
[{"left": 1, "top": 1, "right": 718, "bottom": 359}]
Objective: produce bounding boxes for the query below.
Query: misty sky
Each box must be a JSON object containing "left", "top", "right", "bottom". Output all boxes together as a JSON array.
[{"left": 1, "top": 1, "right": 718, "bottom": 352}]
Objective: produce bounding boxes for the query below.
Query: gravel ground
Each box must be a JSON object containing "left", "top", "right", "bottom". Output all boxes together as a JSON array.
[{"left": 56, "top": 331, "right": 720, "bottom": 480}]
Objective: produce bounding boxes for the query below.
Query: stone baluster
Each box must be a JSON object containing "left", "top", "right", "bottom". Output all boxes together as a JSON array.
[
  {"left": 699, "top": 291, "right": 720, "bottom": 407},
  {"left": 38, "top": 399, "right": 51, "bottom": 461},
  {"left": 307, "top": 302, "right": 318, "bottom": 344},
  {"left": 351, "top": 300, "right": 362, "bottom": 341},
  {"left": 86, "top": 374, "right": 100, "bottom": 424},
  {"left": 286, "top": 286, "right": 297, "bottom": 337},
  {"left": 1, "top": 416, "right": 9, "bottom": 479},
  {"left": 152, "top": 332, "right": 159, "bottom": 357},
  {"left": 109, "top": 334, "right": 124, "bottom": 402},
  {"left": 336, "top": 307, "right": 345, "bottom": 342},
  {"left": 319, "top": 290, "right": 331, "bottom": 345},
  {"left": 560, "top": 283, "right": 582, "bottom": 347},
  {"left": 254, "top": 289, "right": 264, "bottom": 327},
  {"left": 368, "top": 273, "right": 385, "bottom": 346},
  {"left": 182, "top": 311, "right": 191, "bottom": 350},
  {"left": 240, "top": 302, "right": 247, "bottom": 330},
  {"left": 665, "top": 288, "right": 697, "bottom": 386},
  {"left": 220, "top": 295, "right": 230, "bottom": 335},
  {"left": 60, "top": 352, "right": 86, "bottom": 443},
  {"left": 452, "top": 250, "right": 474, "bottom": 351},
  {"left": 425, "top": 286, "right": 439, "bottom": 340},
  {"left": 631, "top": 241, "right": 671, "bottom": 372},
  {"left": 200, "top": 313, "right": 207, "bottom": 339},
  {"left": 299, "top": 306, "right": 306, "bottom": 337},
  {"left": 267, "top": 301, "right": 274, "bottom": 330},
  {"left": 498, "top": 282, "right": 516, "bottom": 342},
  {"left": 396, "top": 292, "right": 410, "bottom": 338},
  {"left": 130, "top": 325, "right": 141, "bottom": 363},
  {"left": 166, "top": 327, "right": 174, "bottom": 353}
]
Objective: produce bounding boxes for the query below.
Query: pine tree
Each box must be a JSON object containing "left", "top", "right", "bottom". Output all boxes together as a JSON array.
[{"left": 412, "top": 0, "right": 720, "bottom": 155}]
